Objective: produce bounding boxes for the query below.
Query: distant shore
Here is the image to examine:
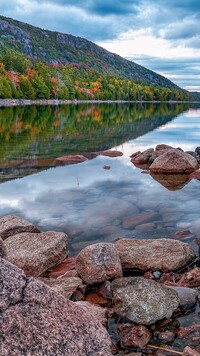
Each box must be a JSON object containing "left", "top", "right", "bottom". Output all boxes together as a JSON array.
[{"left": 0, "top": 99, "right": 200, "bottom": 107}]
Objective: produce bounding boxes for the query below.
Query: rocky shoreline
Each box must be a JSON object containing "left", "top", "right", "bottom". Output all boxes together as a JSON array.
[
  {"left": 0, "top": 99, "right": 199, "bottom": 107},
  {"left": 1, "top": 214, "right": 200, "bottom": 355}
]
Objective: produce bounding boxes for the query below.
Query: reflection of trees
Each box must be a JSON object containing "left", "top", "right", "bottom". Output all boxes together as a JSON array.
[{"left": 0, "top": 102, "right": 193, "bottom": 163}]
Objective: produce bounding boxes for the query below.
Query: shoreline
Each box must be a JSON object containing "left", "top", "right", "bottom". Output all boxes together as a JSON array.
[{"left": 0, "top": 98, "right": 200, "bottom": 107}]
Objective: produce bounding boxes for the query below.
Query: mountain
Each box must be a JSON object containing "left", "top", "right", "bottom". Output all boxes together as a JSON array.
[{"left": 0, "top": 15, "right": 180, "bottom": 90}]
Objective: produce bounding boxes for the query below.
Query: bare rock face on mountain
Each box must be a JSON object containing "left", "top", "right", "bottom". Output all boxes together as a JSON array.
[
  {"left": 1, "top": 258, "right": 113, "bottom": 356},
  {"left": 111, "top": 277, "right": 179, "bottom": 325},
  {"left": 149, "top": 148, "right": 199, "bottom": 174},
  {"left": 0, "top": 214, "right": 40, "bottom": 240},
  {"left": 4, "top": 231, "right": 68, "bottom": 276},
  {"left": 115, "top": 238, "right": 195, "bottom": 272}
]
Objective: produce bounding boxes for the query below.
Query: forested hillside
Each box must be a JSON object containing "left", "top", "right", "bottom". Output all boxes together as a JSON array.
[{"left": 0, "top": 16, "right": 193, "bottom": 101}]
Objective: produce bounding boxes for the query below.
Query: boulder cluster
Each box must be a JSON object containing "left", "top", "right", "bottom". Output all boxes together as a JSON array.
[
  {"left": 131, "top": 144, "right": 200, "bottom": 173},
  {"left": 1, "top": 214, "right": 200, "bottom": 355}
]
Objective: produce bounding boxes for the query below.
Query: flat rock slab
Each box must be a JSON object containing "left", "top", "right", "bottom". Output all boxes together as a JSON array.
[
  {"left": 5, "top": 231, "right": 68, "bottom": 276},
  {"left": 149, "top": 148, "right": 198, "bottom": 173},
  {"left": 38, "top": 275, "right": 85, "bottom": 300},
  {"left": 115, "top": 238, "right": 195, "bottom": 272},
  {"left": 0, "top": 237, "right": 7, "bottom": 258},
  {"left": 0, "top": 215, "right": 40, "bottom": 240},
  {"left": 111, "top": 277, "right": 179, "bottom": 325},
  {"left": 76, "top": 243, "right": 122, "bottom": 285},
  {"left": 1, "top": 258, "right": 112, "bottom": 356}
]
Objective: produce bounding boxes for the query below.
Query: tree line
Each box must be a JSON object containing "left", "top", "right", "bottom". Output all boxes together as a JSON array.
[{"left": 0, "top": 49, "right": 192, "bottom": 102}]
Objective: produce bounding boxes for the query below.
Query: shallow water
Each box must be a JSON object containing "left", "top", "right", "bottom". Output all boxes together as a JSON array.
[{"left": 0, "top": 102, "right": 200, "bottom": 352}]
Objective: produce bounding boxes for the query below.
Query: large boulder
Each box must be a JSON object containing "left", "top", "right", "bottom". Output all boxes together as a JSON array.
[
  {"left": 115, "top": 238, "right": 195, "bottom": 272},
  {"left": 76, "top": 243, "right": 123, "bottom": 285},
  {"left": 1, "top": 258, "right": 113, "bottom": 356},
  {"left": 0, "top": 215, "right": 40, "bottom": 240},
  {"left": 5, "top": 231, "right": 68, "bottom": 276},
  {"left": 149, "top": 148, "right": 199, "bottom": 173},
  {"left": 111, "top": 277, "right": 179, "bottom": 325}
]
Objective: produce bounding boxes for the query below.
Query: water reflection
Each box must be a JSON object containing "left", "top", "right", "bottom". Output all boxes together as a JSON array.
[
  {"left": 0, "top": 102, "right": 194, "bottom": 182},
  {"left": 0, "top": 103, "right": 200, "bottom": 256}
]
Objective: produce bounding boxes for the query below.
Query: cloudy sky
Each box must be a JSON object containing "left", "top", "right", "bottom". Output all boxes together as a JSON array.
[{"left": 1, "top": 0, "right": 200, "bottom": 91}]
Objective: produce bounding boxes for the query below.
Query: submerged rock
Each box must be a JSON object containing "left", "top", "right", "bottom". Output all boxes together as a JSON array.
[
  {"left": 0, "top": 214, "right": 40, "bottom": 240},
  {"left": 149, "top": 148, "right": 198, "bottom": 174},
  {"left": 5, "top": 231, "right": 68, "bottom": 276},
  {"left": 76, "top": 242, "right": 122, "bottom": 285},
  {"left": 1, "top": 258, "right": 112, "bottom": 356},
  {"left": 115, "top": 238, "right": 195, "bottom": 272},
  {"left": 111, "top": 277, "right": 179, "bottom": 325}
]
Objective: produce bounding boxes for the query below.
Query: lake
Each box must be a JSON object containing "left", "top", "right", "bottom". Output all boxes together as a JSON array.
[
  {"left": 1, "top": 102, "right": 200, "bottom": 349},
  {"left": 0, "top": 102, "right": 200, "bottom": 256}
]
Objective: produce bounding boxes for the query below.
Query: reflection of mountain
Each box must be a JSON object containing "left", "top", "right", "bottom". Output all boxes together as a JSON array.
[{"left": 0, "top": 102, "right": 195, "bottom": 182}]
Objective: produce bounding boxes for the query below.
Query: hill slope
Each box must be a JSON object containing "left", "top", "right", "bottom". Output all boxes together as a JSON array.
[{"left": 0, "top": 15, "right": 179, "bottom": 90}]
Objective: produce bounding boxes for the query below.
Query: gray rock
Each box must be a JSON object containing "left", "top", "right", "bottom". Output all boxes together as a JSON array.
[
  {"left": 1, "top": 258, "right": 112, "bottom": 356},
  {"left": 0, "top": 214, "right": 40, "bottom": 240},
  {"left": 76, "top": 243, "right": 122, "bottom": 285},
  {"left": 112, "top": 277, "right": 179, "bottom": 325},
  {"left": 115, "top": 238, "right": 195, "bottom": 272},
  {"left": 5, "top": 231, "right": 68, "bottom": 276},
  {"left": 169, "top": 286, "right": 198, "bottom": 310},
  {"left": 0, "top": 237, "right": 7, "bottom": 258}
]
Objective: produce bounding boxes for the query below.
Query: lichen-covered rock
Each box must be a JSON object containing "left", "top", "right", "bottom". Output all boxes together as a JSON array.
[
  {"left": 5, "top": 231, "right": 68, "bottom": 276},
  {"left": 1, "top": 258, "right": 113, "bottom": 356},
  {"left": 111, "top": 277, "right": 179, "bottom": 325},
  {"left": 0, "top": 237, "right": 7, "bottom": 258},
  {"left": 0, "top": 214, "right": 40, "bottom": 240},
  {"left": 76, "top": 243, "right": 122, "bottom": 285},
  {"left": 115, "top": 238, "right": 195, "bottom": 272},
  {"left": 149, "top": 148, "right": 199, "bottom": 173}
]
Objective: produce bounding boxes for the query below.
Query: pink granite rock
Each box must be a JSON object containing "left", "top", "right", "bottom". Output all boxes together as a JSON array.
[
  {"left": 149, "top": 148, "right": 198, "bottom": 173},
  {"left": 5, "top": 231, "right": 68, "bottom": 276},
  {"left": 55, "top": 154, "right": 88, "bottom": 165},
  {"left": 183, "top": 346, "right": 200, "bottom": 356},
  {"left": 115, "top": 238, "right": 195, "bottom": 272},
  {"left": 118, "top": 323, "right": 151, "bottom": 348},
  {"left": 99, "top": 150, "right": 123, "bottom": 157},
  {"left": 0, "top": 237, "right": 7, "bottom": 258},
  {"left": 190, "top": 170, "right": 200, "bottom": 180},
  {"left": 1, "top": 258, "right": 112, "bottom": 356},
  {"left": 76, "top": 301, "right": 108, "bottom": 326},
  {"left": 131, "top": 148, "right": 154, "bottom": 165},
  {"left": 0, "top": 215, "right": 40, "bottom": 240},
  {"left": 38, "top": 275, "right": 86, "bottom": 300},
  {"left": 76, "top": 243, "right": 123, "bottom": 285}
]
